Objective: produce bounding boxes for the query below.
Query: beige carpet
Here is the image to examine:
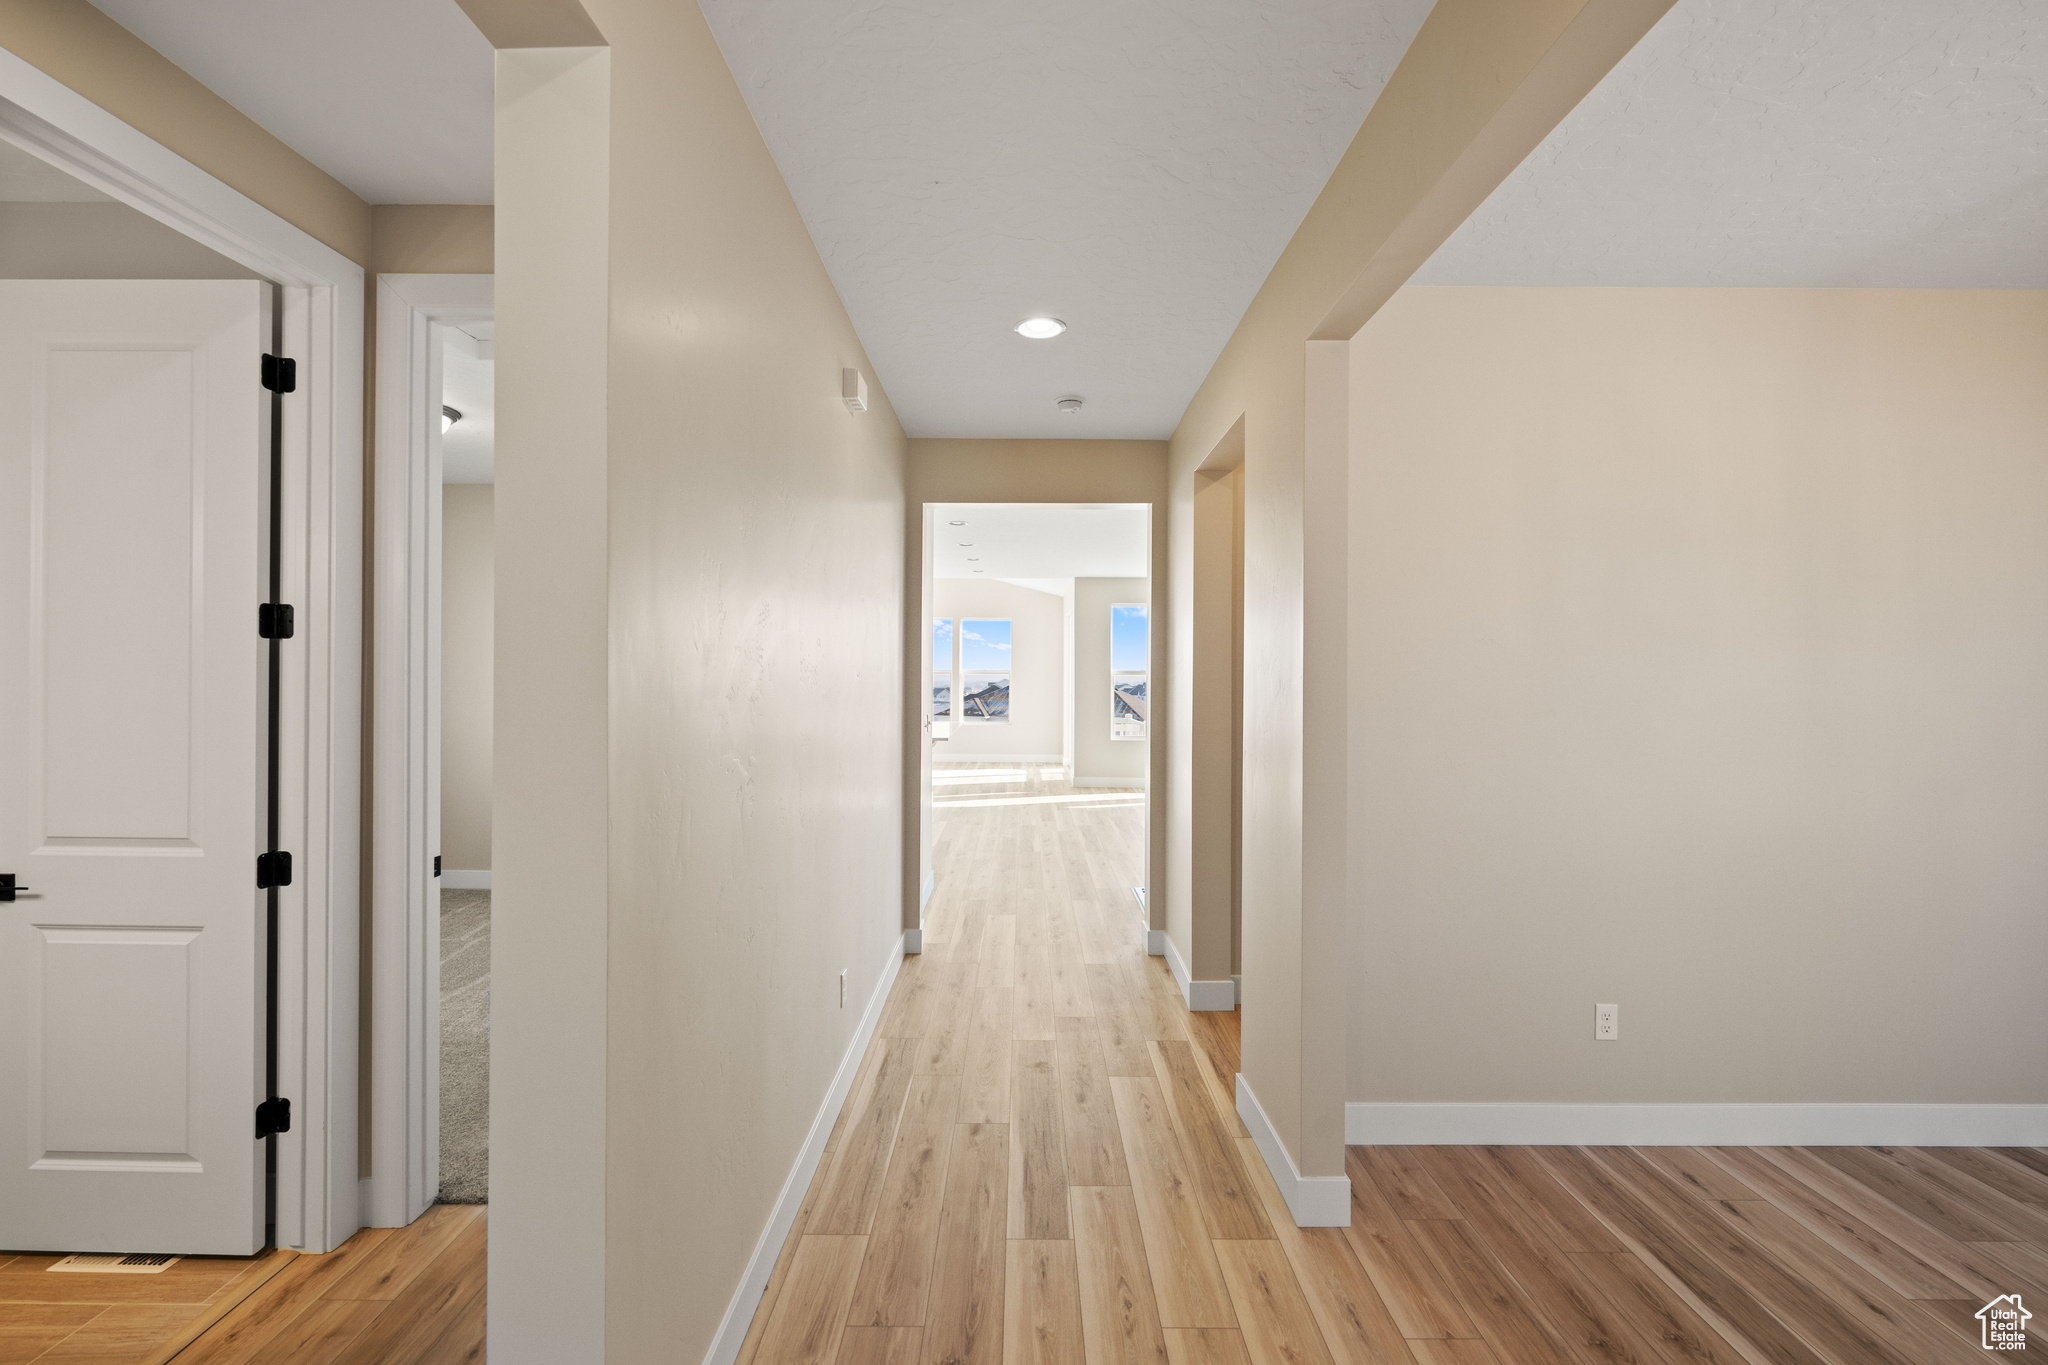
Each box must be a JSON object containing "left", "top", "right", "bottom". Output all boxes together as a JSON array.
[{"left": 438, "top": 887, "right": 490, "bottom": 1204}]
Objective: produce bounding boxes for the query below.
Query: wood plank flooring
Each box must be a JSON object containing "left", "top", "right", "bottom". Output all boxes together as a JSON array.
[
  {"left": 173, "top": 1204, "right": 483, "bottom": 1365},
  {"left": 11, "top": 760, "right": 2041, "bottom": 1363},
  {"left": 0, "top": 1206, "right": 487, "bottom": 1364},
  {"left": 740, "top": 760, "right": 2048, "bottom": 1365},
  {"left": 0, "top": 1248, "right": 292, "bottom": 1365}
]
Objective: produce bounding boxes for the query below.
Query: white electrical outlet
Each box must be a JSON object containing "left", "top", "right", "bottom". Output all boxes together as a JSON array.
[
  {"left": 839, "top": 969, "right": 848, "bottom": 1008},
  {"left": 1596, "top": 1003, "right": 1619, "bottom": 1041}
]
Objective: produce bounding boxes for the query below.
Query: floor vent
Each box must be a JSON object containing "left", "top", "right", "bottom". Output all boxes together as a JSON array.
[{"left": 47, "top": 1253, "right": 179, "bottom": 1274}]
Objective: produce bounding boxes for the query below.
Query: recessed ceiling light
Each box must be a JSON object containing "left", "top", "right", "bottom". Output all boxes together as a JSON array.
[
  {"left": 442, "top": 405, "right": 462, "bottom": 433},
  {"left": 967, "top": 558, "right": 980, "bottom": 562},
  {"left": 1057, "top": 396, "right": 1084, "bottom": 414},
  {"left": 948, "top": 520, "right": 966, "bottom": 526},
  {"left": 1015, "top": 317, "right": 1066, "bottom": 340}
]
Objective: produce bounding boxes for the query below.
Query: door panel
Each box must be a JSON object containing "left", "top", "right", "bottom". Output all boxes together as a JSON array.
[
  {"left": 39, "top": 345, "right": 201, "bottom": 844},
  {"left": 37, "top": 926, "right": 198, "bottom": 1165},
  {"left": 0, "top": 280, "right": 266, "bottom": 1255}
]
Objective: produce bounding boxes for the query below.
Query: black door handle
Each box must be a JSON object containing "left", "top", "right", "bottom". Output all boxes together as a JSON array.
[{"left": 0, "top": 874, "right": 28, "bottom": 902}]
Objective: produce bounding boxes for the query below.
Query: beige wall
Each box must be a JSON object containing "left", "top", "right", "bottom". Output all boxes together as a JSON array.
[
  {"left": 1174, "top": 466, "right": 1240, "bottom": 984},
  {"left": 1073, "top": 578, "right": 1149, "bottom": 789},
  {"left": 933, "top": 577, "right": 1064, "bottom": 761},
  {"left": 484, "top": 2, "right": 913, "bottom": 1359},
  {"left": 1228, "top": 464, "right": 1243, "bottom": 976},
  {"left": 1164, "top": 0, "right": 1675, "bottom": 1184},
  {"left": 440, "top": 484, "right": 493, "bottom": 873},
  {"left": 1347, "top": 286, "right": 2048, "bottom": 1106},
  {"left": 370, "top": 205, "right": 494, "bottom": 274},
  {"left": 1061, "top": 578, "right": 1076, "bottom": 770},
  {"left": 0, "top": 201, "right": 260, "bottom": 278},
  {"left": 492, "top": 43, "right": 610, "bottom": 1361},
  {"left": 907, "top": 440, "right": 1169, "bottom": 927},
  {"left": 452, "top": 0, "right": 604, "bottom": 47}
]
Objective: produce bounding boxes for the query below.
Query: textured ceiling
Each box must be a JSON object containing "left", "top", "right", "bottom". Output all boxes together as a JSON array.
[
  {"left": 700, "top": 0, "right": 1435, "bottom": 439},
  {"left": 1416, "top": 0, "right": 2048, "bottom": 287},
  {"left": 933, "top": 504, "right": 1149, "bottom": 580},
  {"left": 87, "top": 0, "right": 493, "bottom": 204}
]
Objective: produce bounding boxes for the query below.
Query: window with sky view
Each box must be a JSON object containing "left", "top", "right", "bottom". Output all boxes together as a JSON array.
[
  {"left": 1112, "top": 603, "right": 1147, "bottom": 740},
  {"left": 931, "top": 618, "right": 952, "bottom": 736},
  {"left": 961, "top": 618, "right": 1010, "bottom": 721}
]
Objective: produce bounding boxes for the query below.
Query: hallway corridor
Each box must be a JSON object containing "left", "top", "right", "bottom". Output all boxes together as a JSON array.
[
  {"left": 734, "top": 760, "right": 1302, "bottom": 1365},
  {"left": 731, "top": 762, "right": 2044, "bottom": 1365}
]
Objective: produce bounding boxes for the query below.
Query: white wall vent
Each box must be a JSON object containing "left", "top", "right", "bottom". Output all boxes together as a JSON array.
[{"left": 48, "top": 1253, "right": 179, "bottom": 1273}]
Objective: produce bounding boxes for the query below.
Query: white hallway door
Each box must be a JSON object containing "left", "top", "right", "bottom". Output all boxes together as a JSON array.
[{"left": 0, "top": 280, "right": 268, "bottom": 1255}]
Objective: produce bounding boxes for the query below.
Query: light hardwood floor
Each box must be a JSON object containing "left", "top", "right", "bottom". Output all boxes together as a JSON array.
[
  {"left": 165, "top": 1204, "right": 485, "bottom": 1365},
  {"left": 0, "top": 1205, "right": 485, "bottom": 1364},
  {"left": 0, "top": 1248, "right": 292, "bottom": 1365},
  {"left": 11, "top": 762, "right": 2042, "bottom": 1363},
  {"left": 738, "top": 760, "right": 2048, "bottom": 1365}
]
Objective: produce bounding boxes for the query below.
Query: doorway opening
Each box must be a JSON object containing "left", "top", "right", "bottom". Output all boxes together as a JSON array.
[
  {"left": 368, "top": 274, "right": 492, "bottom": 1227},
  {"left": 436, "top": 318, "right": 494, "bottom": 1206},
  {"left": 0, "top": 142, "right": 281, "bottom": 1265},
  {"left": 1190, "top": 457, "right": 1246, "bottom": 1005},
  {"left": 739, "top": 494, "right": 1233, "bottom": 1361},
  {"left": 0, "top": 70, "right": 361, "bottom": 1296},
  {"left": 919, "top": 501, "right": 1154, "bottom": 950}
]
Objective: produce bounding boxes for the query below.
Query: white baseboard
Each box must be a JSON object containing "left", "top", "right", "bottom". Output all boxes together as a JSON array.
[
  {"left": 1134, "top": 888, "right": 1165, "bottom": 956},
  {"left": 440, "top": 869, "right": 491, "bottom": 890},
  {"left": 905, "top": 928, "right": 923, "bottom": 954},
  {"left": 1237, "top": 1074, "right": 1350, "bottom": 1226},
  {"left": 932, "top": 752, "right": 1065, "bottom": 764},
  {"left": 1344, "top": 1102, "right": 2048, "bottom": 1147},
  {"left": 1164, "top": 931, "right": 1188, "bottom": 981},
  {"left": 703, "top": 931, "right": 909, "bottom": 1365},
  {"left": 1162, "top": 932, "right": 1235, "bottom": 1011}
]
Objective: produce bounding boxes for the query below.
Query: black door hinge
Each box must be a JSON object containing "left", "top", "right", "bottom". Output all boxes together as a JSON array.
[
  {"left": 256, "top": 850, "right": 293, "bottom": 889},
  {"left": 261, "top": 354, "right": 297, "bottom": 394},
  {"left": 258, "top": 603, "right": 295, "bottom": 639},
  {"left": 433, "top": 855, "right": 442, "bottom": 878},
  {"left": 255, "top": 1097, "right": 291, "bottom": 1138}
]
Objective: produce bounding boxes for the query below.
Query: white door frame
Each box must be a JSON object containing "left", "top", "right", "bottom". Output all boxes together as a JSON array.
[
  {"left": 369, "top": 274, "right": 491, "bottom": 1227},
  {"left": 0, "top": 50, "right": 365, "bottom": 1253}
]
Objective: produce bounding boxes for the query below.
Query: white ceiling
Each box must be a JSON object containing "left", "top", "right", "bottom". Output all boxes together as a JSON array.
[
  {"left": 933, "top": 504, "right": 1148, "bottom": 580},
  {"left": 699, "top": 0, "right": 1435, "bottom": 439},
  {"left": 1416, "top": 0, "right": 2048, "bottom": 287},
  {"left": 87, "top": 0, "right": 494, "bottom": 204},
  {"left": 442, "top": 326, "right": 495, "bottom": 484},
  {"left": 0, "top": 140, "right": 111, "bottom": 201}
]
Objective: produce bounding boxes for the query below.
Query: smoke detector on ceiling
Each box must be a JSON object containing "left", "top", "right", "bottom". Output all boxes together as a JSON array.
[{"left": 1056, "top": 396, "right": 1084, "bottom": 414}]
